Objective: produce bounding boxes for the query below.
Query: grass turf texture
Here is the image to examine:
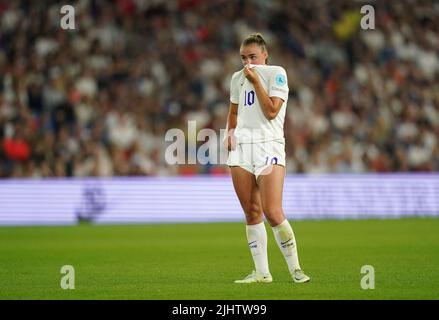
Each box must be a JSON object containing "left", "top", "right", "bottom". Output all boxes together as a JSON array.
[{"left": 0, "top": 218, "right": 438, "bottom": 300}]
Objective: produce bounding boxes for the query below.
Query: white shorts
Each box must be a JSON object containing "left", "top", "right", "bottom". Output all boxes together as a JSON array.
[{"left": 227, "top": 140, "right": 286, "bottom": 180}]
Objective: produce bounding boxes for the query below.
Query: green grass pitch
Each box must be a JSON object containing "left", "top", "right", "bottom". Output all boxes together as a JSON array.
[{"left": 0, "top": 218, "right": 438, "bottom": 300}]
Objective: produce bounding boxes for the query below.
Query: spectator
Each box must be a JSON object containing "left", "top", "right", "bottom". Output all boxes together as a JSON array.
[{"left": 0, "top": 0, "right": 438, "bottom": 178}]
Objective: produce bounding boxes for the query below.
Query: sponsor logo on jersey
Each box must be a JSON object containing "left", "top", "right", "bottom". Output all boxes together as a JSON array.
[
  {"left": 271, "top": 86, "right": 288, "bottom": 94},
  {"left": 275, "top": 74, "right": 287, "bottom": 86}
]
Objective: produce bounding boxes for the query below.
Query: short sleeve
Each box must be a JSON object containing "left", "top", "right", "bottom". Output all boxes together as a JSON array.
[
  {"left": 230, "top": 72, "right": 239, "bottom": 104},
  {"left": 268, "top": 67, "right": 289, "bottom": 101}
]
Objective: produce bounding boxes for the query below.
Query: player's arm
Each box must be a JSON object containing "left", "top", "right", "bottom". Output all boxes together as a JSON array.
[
  {"left": 223, "top": 103, "right": 238, "bottom": 151},
  {"left": 253, "top": 82, "right": 283, "bottom": 120},
  {"left": 243, "top": 65, "right": 283, "bottom": 120}
]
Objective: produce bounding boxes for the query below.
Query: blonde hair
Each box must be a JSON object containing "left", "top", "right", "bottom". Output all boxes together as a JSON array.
[{"left": 241, "top": 33, "right": 268, "bottom": 63}]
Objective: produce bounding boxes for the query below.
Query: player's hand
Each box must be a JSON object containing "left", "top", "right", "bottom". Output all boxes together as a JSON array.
[
  {"left": 243, "top": 64, "right": 259, "bottom": 84},
  {"left": 223, "top": 129, "right": 236, "bottom": 151}
]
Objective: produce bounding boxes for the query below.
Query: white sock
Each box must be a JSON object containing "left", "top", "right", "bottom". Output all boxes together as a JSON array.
[
  {"left": 246, "top": 222, "right": 270, "bottom": 276},
  {"left": 272, "top": 219, "right": 301, "bottom": 274}
]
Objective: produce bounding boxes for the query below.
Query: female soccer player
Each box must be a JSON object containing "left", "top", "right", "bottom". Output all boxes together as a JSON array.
[{"left": 224, "top": 33, "right": 310, "bottom": 284}]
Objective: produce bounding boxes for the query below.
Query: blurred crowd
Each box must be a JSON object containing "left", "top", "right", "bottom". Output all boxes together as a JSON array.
[{"left": 1, "top": 0, "right": 438, "bottom": 178}]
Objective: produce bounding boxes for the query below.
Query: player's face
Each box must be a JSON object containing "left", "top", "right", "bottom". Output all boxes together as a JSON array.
[{"left": 240, "top": 44, "right": 267, "bottom": 66}]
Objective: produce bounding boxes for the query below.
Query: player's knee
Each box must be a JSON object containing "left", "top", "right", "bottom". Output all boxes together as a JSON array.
[
  {"left": 243, "top": 203, "right": 262, "bottom": 223},
  {"left": 263, "top": 206, "right": 284, "bottom": 226}
]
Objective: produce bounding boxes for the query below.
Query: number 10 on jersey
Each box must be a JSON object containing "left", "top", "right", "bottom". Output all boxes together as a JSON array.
[{"left": 244, "top": 90, "right": 255, "bottom": 106}]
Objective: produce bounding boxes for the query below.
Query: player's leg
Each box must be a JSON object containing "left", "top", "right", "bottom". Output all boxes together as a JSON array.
[
  {"left": 257, "top": 165, "right": 310, "bottom": 283},
  {"left": 230, "top": 166, "right": 272, "bottom": 283}
]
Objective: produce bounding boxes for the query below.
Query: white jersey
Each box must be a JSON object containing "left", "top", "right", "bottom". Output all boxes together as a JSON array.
[{"left": 230, "top": 64, "right": 289, "bottom": 143}]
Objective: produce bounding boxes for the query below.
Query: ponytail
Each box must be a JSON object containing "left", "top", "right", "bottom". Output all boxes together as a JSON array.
[{"left": 242, "top": 33, "right": 268, "bottom": 64}]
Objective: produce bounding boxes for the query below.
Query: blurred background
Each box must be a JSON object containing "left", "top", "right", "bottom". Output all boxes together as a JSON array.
[
  {"left": 0, "top": 0, "right": 438, "bottom": 178},
  {"left": 1, "top": 1, "right": 438, "bottom": 300}
]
